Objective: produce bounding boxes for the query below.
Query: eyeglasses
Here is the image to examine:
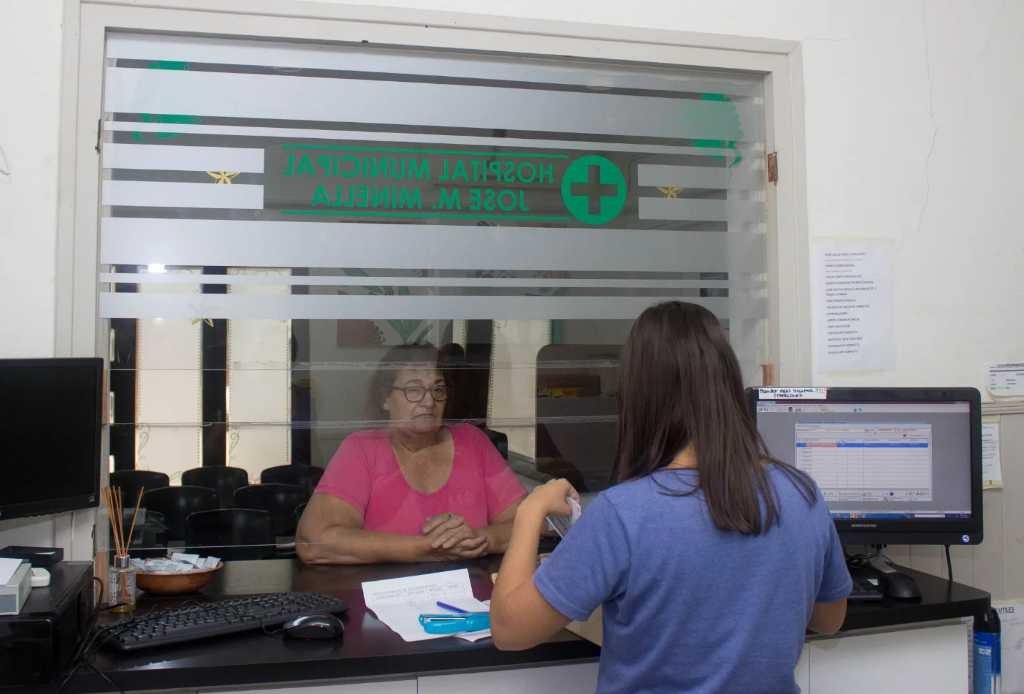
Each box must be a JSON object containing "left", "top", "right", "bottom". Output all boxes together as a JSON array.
[{"left": 391, "top": 384, "right": 448, "bottom": 403}]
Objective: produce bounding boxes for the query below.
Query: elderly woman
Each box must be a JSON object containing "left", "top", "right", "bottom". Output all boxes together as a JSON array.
[{"left": 296, "top": 344, "right": 526, "bottom": 565}]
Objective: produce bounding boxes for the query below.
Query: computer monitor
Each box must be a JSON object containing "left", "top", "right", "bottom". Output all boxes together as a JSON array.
[
  {"left": 749, "top": 387, "right": 982, "bottom": 546},
  {"left": 0, "top": 358, "right": 103, "bottom": 521}
]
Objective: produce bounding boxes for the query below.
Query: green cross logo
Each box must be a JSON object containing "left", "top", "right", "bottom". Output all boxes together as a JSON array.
[{"left": 560, "top": 155, "right": 627, "bottom": 225}]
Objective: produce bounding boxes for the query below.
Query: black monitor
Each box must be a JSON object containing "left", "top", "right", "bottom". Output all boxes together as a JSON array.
[
  {"left": 748, "top": 387, "right": 982, "bottom": 546},
  {"left": 0, "top": 358, "right": 103, "bottom": 521}
]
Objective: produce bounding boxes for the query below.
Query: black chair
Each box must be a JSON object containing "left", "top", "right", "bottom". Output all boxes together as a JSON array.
[
  {"left": 259, "top": 465, "right": 324, "bottom": 494},
  {"left": 112, "top": 507, "right": 168, "bottom": 559},
  {"left": 141, "top": 486, "right": 219, "bottom": 543},
  {"left": 181, "top": 466, "right": 250, "bottom": 508},
  {"left": 110, "top": 470, "right": 170, "bottom": 505},
  {"left": 233, "top": 484, "right": 307, "bottom": 539},
  {"left": 535, "top": 344, "right": 620, "bottom": 494},
  {"left": 479, "top": 426, "right": 510, "bottom": 461},
  {"left": 185, "top": 509, "right": 275, "bottom": 561}
]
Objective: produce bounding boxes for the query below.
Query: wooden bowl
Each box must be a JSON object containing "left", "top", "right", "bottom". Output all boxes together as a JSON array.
[{"left": 135, "top": 563, "right": 223, "bottom": 594}]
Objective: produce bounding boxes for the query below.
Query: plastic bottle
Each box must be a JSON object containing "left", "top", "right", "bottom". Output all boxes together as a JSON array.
[{"left": 974, "top": 607, "right": 1001, "bottom": 694}]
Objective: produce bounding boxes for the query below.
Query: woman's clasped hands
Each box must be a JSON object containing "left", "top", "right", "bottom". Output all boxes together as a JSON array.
[{"left": 422, "top": 512, "right": 490, "bottom": 559}]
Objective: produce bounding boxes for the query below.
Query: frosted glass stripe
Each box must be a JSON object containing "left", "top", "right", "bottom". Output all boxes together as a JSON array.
[
  {"left": 103, "top": 68, "right": 761, "bottom": 142},
  {"left": 103, "top": 144, "right": 264, "bottom": 172},
  {"left": 99, "top": 293, "right": 765, "bottom": 321},
  {"left": 106, "top": 32, "right": 762, "bottom": 98},
  {"left": 102, "top": 180, "right": 263, "bottom": 209},
  {"left": 99, "top": 272, "right": 764, "bottom": 290},
  {"left": 637, "top": 197, "right": 765, "bottom": 224},
  {"left": 99, "top": 219, "right": 765, "bottom": 273},
  {"left": 105, "top": 122, "right": 762, "bottom": 158},
  {"left": 637, "top": 163, "right": 763, "bottom": 190}
]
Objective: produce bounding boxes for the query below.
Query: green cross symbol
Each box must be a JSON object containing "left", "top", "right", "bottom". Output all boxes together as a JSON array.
[{"left": 560, "top": 155, "right": 627, "bottom": 225}]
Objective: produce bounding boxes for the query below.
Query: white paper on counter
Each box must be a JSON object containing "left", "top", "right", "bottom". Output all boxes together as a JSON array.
[
  {"left": 982, "top": 417, "right": 1003, "bottom": 489},
  {"left": 362, "top": 569, "right": 491, "bottom": 643},
  {"left": 812, "top": 241, "right": 896, "bottom": 373}
]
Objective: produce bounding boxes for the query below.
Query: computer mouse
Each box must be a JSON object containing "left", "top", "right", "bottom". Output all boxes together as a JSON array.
[
  {"left": 282, "top": 613, "right": 345, "bottom": 640},
  {"left": 880, "top": 571, "right": 921, "bottom": 600}
]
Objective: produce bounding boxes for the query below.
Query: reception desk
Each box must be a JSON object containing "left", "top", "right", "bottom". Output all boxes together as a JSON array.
[{"left": 59, "top": 559, "right": 987, "bottom": 693}]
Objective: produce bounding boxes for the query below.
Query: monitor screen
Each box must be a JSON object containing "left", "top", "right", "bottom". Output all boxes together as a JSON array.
[
  {"left": 750, "top": 387, "right": 982, "bottom": 545},
  {"left": 0, "top": 358, "right": 103, "bottom": 521}
]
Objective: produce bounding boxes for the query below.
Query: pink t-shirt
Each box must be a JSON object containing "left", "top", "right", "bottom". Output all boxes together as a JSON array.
[{"left": 315, "top": 423, "right": 526, "bottom": 535}]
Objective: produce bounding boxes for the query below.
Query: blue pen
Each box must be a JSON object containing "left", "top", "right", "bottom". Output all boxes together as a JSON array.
[{"left": 436, "top": 601, "right": 470, "bottom": 614}]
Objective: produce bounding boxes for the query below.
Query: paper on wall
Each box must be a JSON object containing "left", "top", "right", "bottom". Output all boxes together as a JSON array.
[
  {"left": 987, "top": 363, "right": 1024, "bottom": 398},
  {"left": 994, "top": 601, "right": 1024, "bottom": 693},
  {"left": 982, "top": 417, "right": 1003, "bottom": 489},
  {"left": 812, "top": 241, "right": 896, "bottom": 373},
  {"left": 362, "top": 569, "right": 491, "bottom": 643}
]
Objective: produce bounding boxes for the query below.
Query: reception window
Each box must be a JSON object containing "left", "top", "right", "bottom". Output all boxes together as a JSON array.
[{"left": 98, "top": 31, "right": 769, "bottom": 506}]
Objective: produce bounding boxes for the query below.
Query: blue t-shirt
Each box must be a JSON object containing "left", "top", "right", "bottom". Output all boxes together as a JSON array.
[{"left": 534, "top": 465, "right": 851, "bottom": 694}]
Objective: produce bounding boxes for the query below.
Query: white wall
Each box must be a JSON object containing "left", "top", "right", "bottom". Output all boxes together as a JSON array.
[
  {"left": 1, "top": 0, "right": 1022, "bottom": 589},
  {"left": 0, "top": 0, "right": 67, "bottom": 553},
  {"left": 312, "top": 0, "right": 1022, "bottom": 390}
]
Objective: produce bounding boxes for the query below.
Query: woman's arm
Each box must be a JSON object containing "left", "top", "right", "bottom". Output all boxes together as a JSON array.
[
  {"left": 808, "top": 598, "right": 847, "bottom": 635},
  {"left": 296, "top": 493, "right": 444, "bottom": 565},
  {"left": 491, "top": 480, "right": 575, "bottom": 650},
  {"left": 479, "top": 499, "right": 520, "bottom": 554}
]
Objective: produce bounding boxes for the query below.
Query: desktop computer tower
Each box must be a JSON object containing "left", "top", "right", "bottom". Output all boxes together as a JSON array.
[{"left": 0, "top": 561, "right": 94, "bottom": 686}]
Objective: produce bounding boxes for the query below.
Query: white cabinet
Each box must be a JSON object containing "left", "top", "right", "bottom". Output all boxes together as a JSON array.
[
  {"left": 803, "top": 621, "right": 969, "bottom": 694},
  {"left": 418, "top": 663, "right": 599, "bottom": 694}
]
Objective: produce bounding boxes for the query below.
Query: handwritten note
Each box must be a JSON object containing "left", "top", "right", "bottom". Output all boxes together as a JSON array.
[{"left": 362, "top": 569, "right": 491, "bottom": 643}]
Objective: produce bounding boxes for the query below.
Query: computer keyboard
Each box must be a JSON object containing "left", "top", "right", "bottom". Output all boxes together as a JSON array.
[
  {"left": 103, "top": 592, "right": 348, "bottom": 652},
  {"left": 848, "top": 574, "right": 884, "bottom": 602}
]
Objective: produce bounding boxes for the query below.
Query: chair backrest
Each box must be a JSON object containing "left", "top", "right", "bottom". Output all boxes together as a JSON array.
[
  {"left": 535, "top": 344, "right": 621, "bottom": 494},
  {"left": 233, "top": 483, "right": 307, "bottom": 539},
  {"left": 185, "top": 508, "right": 274, "bottom": 561},
  {"left": 141, "top": 485, "right": 219, "bottom": 543},
  {"left": 478, "top": 426, "right": 509, "bottom": 461},
  {"left": 181, "top": 466, "right": 250, "bottom": 508},
  {"left": 110, "top": 470, "right": 170, "bottom": 505},
  {"left": 259, "top": 465, "right": 324, "bottom": 494}
]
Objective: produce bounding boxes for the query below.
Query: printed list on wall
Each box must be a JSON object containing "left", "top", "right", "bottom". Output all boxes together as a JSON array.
[{"left": 812, "top": 242, "right": 896, "bottom": 373}]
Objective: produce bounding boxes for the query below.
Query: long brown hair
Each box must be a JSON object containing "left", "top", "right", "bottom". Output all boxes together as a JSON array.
[{"left": 612, "top": 301, "right": 815, "bottom": 534}]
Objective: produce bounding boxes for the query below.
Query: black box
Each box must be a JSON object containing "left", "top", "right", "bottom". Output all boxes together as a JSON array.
[
  {"left": 0, "top": 561, "right": 93, "bottom": 686},
  {"left": 0, "top": 546, "right": 64, "bottom": 568}
]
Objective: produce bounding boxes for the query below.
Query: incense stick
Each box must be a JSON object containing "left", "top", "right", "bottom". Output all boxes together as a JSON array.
[
  {"left": 125, "top": 487, "right": 143, "bottom": 554},
  {"left": 103, "top": 484, "right": 144, "bottom": 558}
]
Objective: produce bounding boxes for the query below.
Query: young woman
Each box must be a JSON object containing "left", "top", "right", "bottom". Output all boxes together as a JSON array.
[
  {"left": 296, "top": 344, "right": 525, "bottom": 565},
  {"left": 491, "top": 302, "right": 851, "bottom": 693}
]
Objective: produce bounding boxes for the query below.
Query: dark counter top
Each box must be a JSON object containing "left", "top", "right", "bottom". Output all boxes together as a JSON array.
[
  {"left": 59, "top": 558, "right": 988, "bottom": 692},
  {"left": 69, "top": 557, "right": 598, "bottom": 692}
]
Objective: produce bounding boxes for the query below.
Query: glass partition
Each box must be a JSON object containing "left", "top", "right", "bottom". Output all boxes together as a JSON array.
[{"left": 98, "top": 31, "right": 769, "bottom": 561}]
